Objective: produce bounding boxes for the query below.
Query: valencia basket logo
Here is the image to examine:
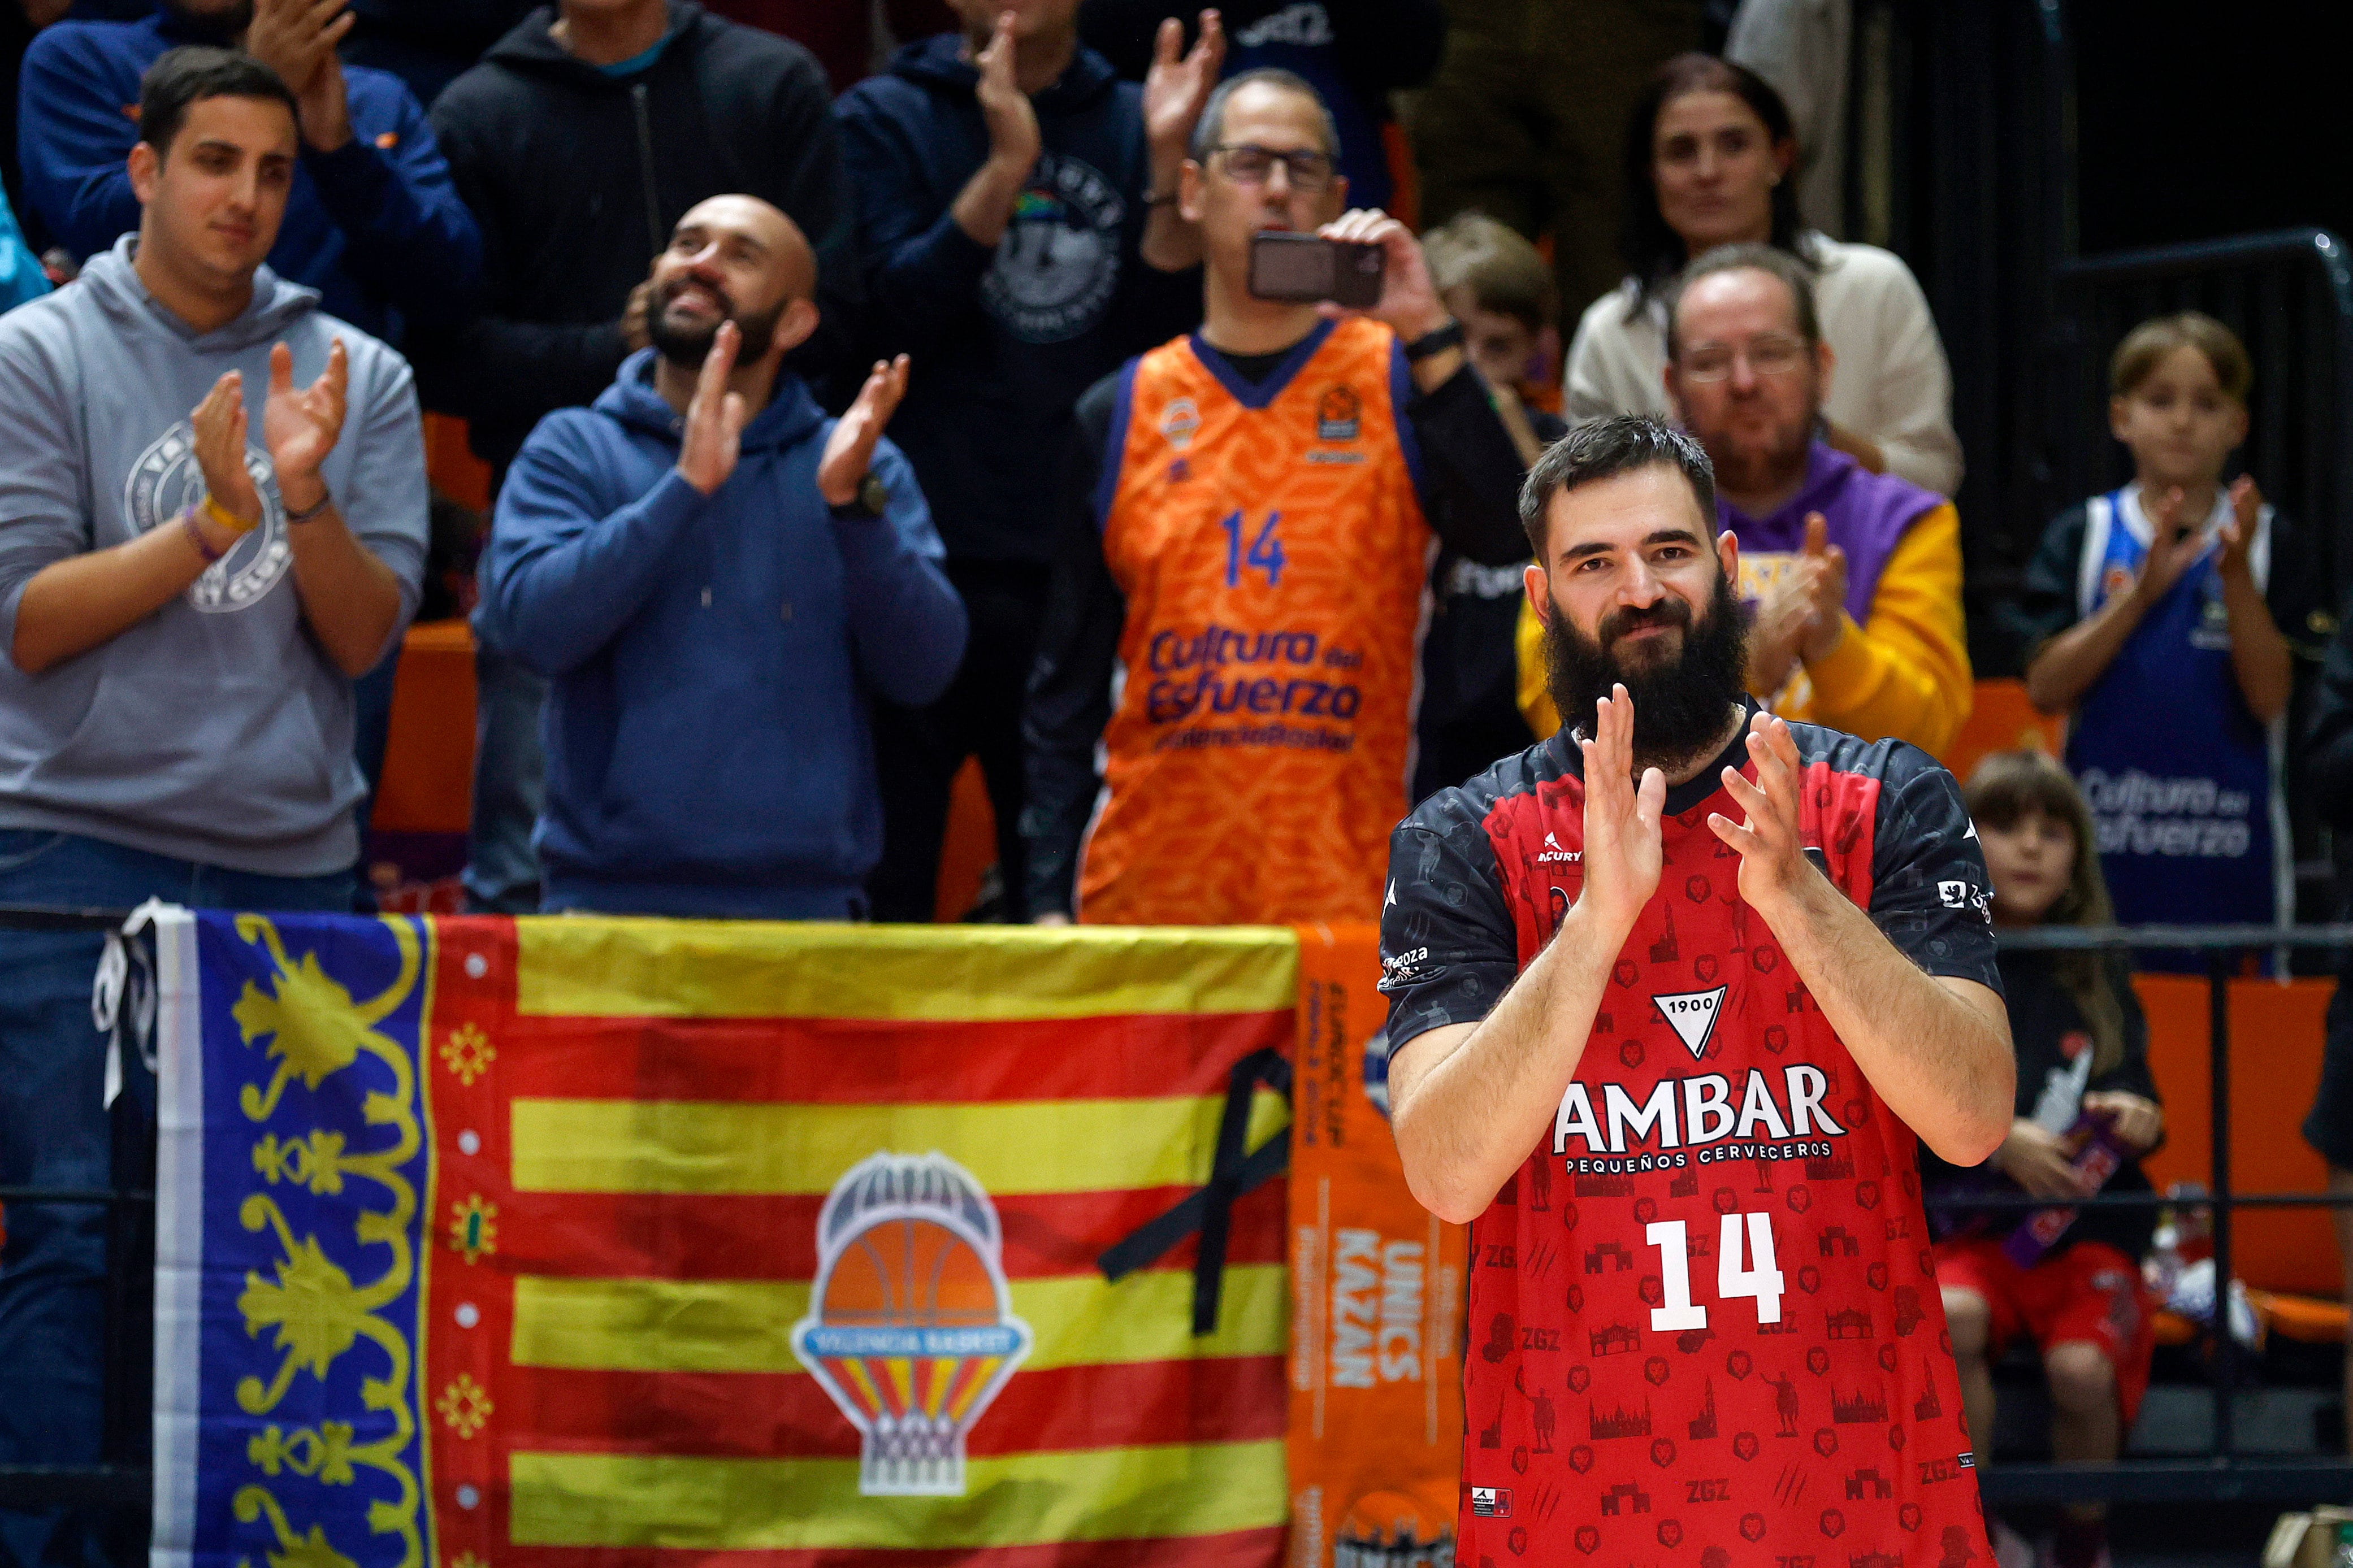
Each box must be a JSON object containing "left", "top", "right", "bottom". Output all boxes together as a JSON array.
[{"left": 791, "top": 1152, "right": 1033, "bottom": 1496}]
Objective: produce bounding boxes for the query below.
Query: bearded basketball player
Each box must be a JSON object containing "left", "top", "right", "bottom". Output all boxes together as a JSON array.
[{"left": 1380, "top": 416, "right": 2016, "bottom": 1565}]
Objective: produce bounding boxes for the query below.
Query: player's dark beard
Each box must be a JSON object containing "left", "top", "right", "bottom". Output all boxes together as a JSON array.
[
  {"left": 647, "top": 280, "right": 785, "bottom": 370},
  {"left": 1544, "top": 566, "right": 1748, "bottom": 773}
]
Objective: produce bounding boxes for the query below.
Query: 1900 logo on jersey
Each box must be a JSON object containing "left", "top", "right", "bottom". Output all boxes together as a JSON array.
[
  {"left": 124, "top": 423, "right": 288, "bottom": 614},
  {"left": 1653, "top": 985, "right": 1727, "bottom": 1059}
]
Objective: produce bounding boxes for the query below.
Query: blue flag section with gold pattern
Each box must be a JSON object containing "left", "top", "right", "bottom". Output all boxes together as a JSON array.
[{"left": 154, "top": 910, "right": 437, "bottom": 1568}]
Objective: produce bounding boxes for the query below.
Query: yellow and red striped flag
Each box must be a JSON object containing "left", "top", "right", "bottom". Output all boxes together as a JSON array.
[{"left": 154, "top": 913, "right": 1297, "bottom": 1568}]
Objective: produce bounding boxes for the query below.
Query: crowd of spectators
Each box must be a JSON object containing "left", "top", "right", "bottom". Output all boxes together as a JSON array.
[{"left": 1, "top": 0, "right": 2350, "bottom": 1559}]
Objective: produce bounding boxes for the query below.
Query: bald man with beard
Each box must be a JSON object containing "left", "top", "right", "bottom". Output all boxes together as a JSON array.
[{"left": 476, "top": 195, "right": 968, "bottom": 918}]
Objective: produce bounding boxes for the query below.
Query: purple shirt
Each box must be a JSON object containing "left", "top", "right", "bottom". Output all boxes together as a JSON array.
[{"left": 1719, "top": 442, "right": 1941, "bottom": 624}]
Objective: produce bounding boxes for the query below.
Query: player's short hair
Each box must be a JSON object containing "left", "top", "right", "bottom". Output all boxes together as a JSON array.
[
  {"left": 1189, "top": 68, "right": 1342, "bottom": 166},
  {"left": 139, "top": 47, "right": 297, "bottom": 158},
  {"left": 1422, "top": 212, "right": 1558, "bottom": 335},
  {"left": 2110, "top": 310, "right": 2252, "bottom": 405},
  {"left": 1520, "top": 415, "right": 1717, "bottom": 560},
  {"left": 1665, "top": 242, "right": 1822, "bottom": 360}
]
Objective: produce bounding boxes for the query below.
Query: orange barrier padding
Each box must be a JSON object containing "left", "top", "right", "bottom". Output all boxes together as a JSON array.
[
  {"left": 1944, "top": 676, "right": 2063, "bottom": 780},
  {"left": 1289, "top": 924, "right": 1467, "bottom": 1567},
  {"left": 424, "top": 411, "right": 494, "bottom": 512},
  {"left": 371, "top": 619, "right": 478, "bottom": 835},
  {"left": 2135, "top": 974, "right": 2338, "bottom": 1297}
]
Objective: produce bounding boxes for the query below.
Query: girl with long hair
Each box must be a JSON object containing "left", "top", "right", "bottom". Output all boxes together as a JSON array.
[{"left": 1929, "top": 749, "right": 2166, "bottom": 1568}]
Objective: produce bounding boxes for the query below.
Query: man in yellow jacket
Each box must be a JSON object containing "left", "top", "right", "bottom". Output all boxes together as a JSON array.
[{"left": 1520, "top": 242, "right": 1968, "bottom": 756}]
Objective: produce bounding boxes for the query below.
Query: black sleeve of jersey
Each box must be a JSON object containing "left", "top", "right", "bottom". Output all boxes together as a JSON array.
[
  {"left": 1865, "top": 749, "right": 2005, "bottom": 994},
  {"left": 1379, "top": 805, "right": 1520, "bottom": 1049}
]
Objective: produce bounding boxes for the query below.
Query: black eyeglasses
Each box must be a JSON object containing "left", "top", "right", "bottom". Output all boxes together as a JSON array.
[{"left": 1205, "top": 144, "right": 1337, "bottom": 192}]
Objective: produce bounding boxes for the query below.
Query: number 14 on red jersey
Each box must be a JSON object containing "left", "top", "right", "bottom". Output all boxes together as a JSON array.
[{"left": 1645, "top": 1214, "right": 1787, "bottom": 1330}]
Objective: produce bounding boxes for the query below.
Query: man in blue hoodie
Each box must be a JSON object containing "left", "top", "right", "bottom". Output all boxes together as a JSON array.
[
  {"left": 835, "top": 0, "right": 1222, "bottom": 922},
  {"left": 0, "top": 48, "right": 426, "bottom": 1565},
  {"left": 16, "top": 0, "right": 483, "bottom": 341},
  {"left": 478, "top": 195, "right": 966, "bottom": 919}
]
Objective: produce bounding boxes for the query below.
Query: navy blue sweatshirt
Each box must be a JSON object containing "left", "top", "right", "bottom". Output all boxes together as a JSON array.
[
  {"left": 834, "top": 33, "right": 1200, "bottom": 563},
  {"left": 16, "top": 10, "right": 482, "bottom": 339},
  {"left": 479, "top": 351, "right": 967, "bottom": 918}
]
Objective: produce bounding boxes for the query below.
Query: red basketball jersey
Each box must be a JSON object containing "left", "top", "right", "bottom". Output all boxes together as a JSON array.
[{"left": 1380, "top": 709, "right": 2003, "bottom": 1566}]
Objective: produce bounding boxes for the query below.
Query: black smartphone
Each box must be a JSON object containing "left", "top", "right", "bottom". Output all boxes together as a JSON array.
[{"left": 1247, "top": 231, "right": 1385, "bottom": 308}]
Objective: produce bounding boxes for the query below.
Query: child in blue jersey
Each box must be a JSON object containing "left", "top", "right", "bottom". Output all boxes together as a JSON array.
[{"left": 2008, "top": 312, "right": 2327, "bottom": 961}]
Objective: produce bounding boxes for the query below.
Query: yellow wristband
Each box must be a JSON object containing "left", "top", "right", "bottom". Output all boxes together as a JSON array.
[{"left": 201, "top": 493, "right": 259, "bottom": 535}]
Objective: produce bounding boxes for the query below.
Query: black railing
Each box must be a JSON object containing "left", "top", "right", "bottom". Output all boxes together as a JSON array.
[{"left": 1968, "top": 922, "right": 2353, "bottom": 1505}]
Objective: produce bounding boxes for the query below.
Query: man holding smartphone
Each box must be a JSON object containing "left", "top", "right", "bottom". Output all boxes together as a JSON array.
[{"left": 1024, "top": 66, "right": 1535, "bottom": 926}]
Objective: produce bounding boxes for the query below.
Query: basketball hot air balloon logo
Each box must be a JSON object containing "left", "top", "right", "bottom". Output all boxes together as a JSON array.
[{"left": 792, "top": 1151, "right": 1033, "bottom": 1496}]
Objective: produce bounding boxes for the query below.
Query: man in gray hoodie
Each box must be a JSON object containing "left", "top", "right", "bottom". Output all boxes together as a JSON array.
[{"left": 0, "top": 48, "right": 424, "bottom": 1563}]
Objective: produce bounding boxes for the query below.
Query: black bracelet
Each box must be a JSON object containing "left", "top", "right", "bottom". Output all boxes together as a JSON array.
[
  {"left": 284, "top": 488, "right": 334, "bottom": 525},
  {"left": 1402, "top": 320, "right": 1465, "bottom": 363}
]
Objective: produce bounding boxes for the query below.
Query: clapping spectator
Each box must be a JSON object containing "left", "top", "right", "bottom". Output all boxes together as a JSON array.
[
  {"left": 1414, "top": 211, "right": 1561, "bottom": 801},
  {"left": 1022, "top": 70, "right": 1532, "bottom": 925},
  {"left": 1078, "top": 0, "right": 1445, "bottom": 215},
  {"left": 2010, "top": 313, "right": 2326, "bottom": 950},
  {"left": 1928, "top": 750, "right": 2166, "bottom": 1568},
  {"left": 1521, "top": 245, "right": 1969, "bottom": 755},
  {"left": 16, "top": 0, "right": 484, "bottom": 340},
  {"left": 422, "top": 0, "right": 857, "bottom": 914},
  {"left": 0, "top": 50, "right": 425, "bottom": 1564},
  {"left": 837, "top": 0, "right": 1220, "bottom": 922},
  {"left": 1563, "top": 54, "right": 1960, "bottom": 497},
  {"left": 476, "top": 197, "right": 963, "bottom": 918}
]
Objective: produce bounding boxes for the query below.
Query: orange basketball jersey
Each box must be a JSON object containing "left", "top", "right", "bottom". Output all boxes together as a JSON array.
[{"left": 1078, "top": 317, "right": 1433, "bottom": 926}]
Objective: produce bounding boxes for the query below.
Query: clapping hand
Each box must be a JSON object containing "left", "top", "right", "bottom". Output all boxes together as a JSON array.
[
  {"left": 2216, "top": 475, "right": 2262, "bottom": 583},
  {"left": 244, "top": 0, "right": 356, "bottom": 150},
  {"left": 1576, "top": 684, "right": 1667, "bottom": 937},
  {"left": 1142, "top": 10, "right": 1225, "bottom": 156},
  {"left": 2133, "top": 485, "right": 2211, "bottom": 604},
  {"left": 974, "top": 11, "right": 1041, "bottom": 179},
  {"left": 818, "top": 356, "right": 912, "bottom": 507},
  {"left": 1794, "top": 512, "right": 1848, "bottom": 663},
  {"left": 189, "top": 370, "right": 262, "bottom": 527},
  {"left": 262, "top": 339, "right": 348, "bottom": 506},
  {"left": 1707, "top": 711, "right": 1823, "bottom": 919},
  {"left": 677, "top": 322, "right": 748, "bottom": 496}
]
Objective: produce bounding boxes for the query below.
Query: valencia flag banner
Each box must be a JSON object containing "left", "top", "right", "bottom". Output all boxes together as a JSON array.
[{"left": 150, "top": 910, "right": 1296, "bottom": 1567}]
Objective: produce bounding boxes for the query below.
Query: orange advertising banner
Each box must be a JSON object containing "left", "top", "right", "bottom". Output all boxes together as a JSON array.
[{"left": 1289, "top": 924, "right": 1468, "bottom": 1567}]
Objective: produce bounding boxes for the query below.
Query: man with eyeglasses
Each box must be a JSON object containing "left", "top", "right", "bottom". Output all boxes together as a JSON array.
[
  {"left": 1024, "top": 66, "right": 1533, "bottom": 926},
  {"left": 1524, "top": 242, "right": 1969, "bottom": 756}
]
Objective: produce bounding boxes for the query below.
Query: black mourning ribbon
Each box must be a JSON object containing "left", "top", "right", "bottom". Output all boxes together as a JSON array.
[{"left": 1097, "top": 1047, "right": 1292, "bottom": 1335}]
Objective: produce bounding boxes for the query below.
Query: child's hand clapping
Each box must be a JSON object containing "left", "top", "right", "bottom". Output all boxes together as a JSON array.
[{"left": 2215, "top": 475, "right": 2263, "bottom": 583}]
